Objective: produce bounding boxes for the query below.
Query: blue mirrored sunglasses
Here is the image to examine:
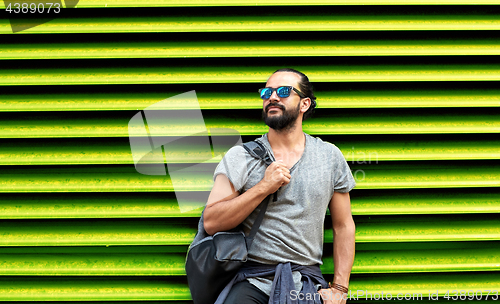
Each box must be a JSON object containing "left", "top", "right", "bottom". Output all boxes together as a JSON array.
[{"left": 258, "top": 86, "right": 306, "bottom": 100}]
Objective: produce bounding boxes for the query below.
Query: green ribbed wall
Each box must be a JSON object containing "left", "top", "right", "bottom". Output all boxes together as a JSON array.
[{"left": 0, "top": 2, "right": 499, "bottom": 303}]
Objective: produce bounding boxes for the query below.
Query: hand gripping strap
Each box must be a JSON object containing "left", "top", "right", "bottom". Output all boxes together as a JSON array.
[{"left": 243, "top": 140, "right": 278, "bottom": 203}]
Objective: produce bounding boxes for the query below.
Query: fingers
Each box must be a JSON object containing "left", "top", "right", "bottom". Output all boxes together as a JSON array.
[
  {"left": 260, "top": 159, "right": 293, "bottom": 193},
  {"left": 274, "top": 160, "right": 290, "bottom": 173},
  {"left": 271, "top": 162, "right": 290, "bottom": 184}
]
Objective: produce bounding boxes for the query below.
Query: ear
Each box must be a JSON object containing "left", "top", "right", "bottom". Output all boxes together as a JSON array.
[{"left": 300, "top": 97, "right": 312, "bottom": 114}]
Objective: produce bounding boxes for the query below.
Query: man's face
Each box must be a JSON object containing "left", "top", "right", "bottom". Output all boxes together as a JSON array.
[{"left": 261, "top": 72, "right": 303, "bottom": 131}]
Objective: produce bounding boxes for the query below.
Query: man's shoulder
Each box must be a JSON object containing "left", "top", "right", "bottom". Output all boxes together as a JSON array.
[
  {"left": 222, "top": 144, "right": 248, "bottom": 160},
  {"left": 221, "top": 135, "right": 266, "bottom": 161},
  {"left": 306, "top": 133, "right": 338, "bottom": 152}
]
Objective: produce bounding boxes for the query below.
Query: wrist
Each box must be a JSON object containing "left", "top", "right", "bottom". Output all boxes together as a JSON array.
[
  {"left": 329, "top": 282, "right": 349, "bottom": 294},
  {"left": 255, "top": 181, "right": 273, "bottom": 196}
]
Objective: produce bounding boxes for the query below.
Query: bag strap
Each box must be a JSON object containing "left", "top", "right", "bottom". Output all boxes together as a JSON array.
[
  {"left": 243, "top": 140, "right": 278, "bottom": 203},
  {"left": 242, "top": 140, "right": 276, "bottom": 248},
  {"left": 243, "top": 140, "right": 273, "bottom": 167}
]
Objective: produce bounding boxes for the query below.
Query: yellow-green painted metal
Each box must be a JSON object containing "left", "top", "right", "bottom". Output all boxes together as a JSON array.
[
  {"left": 0, "top": 219, "right": 197, "bottom": 246},
  {"left": 346, "top": 272, "right": 500, "bottom": 298},
  {"left": 0, "top": 193, "right": 204, "bottom": 218},
  {"left": 2, "top": 13, "right": 500, "bottom": 34},
  {"left": 1, "top": 188, "right": 499, "bottom": 219},
  {"left": 0, "top": 277, "right": 190, "bottom": 301},
  {"left": 0, "top": 165, "right": 213, "bottom": 192},
  {"left": 325, "top": 214, "right": 500, "bottom": 243},
  {"left": 3, "top": 39, "right": 500, "bottom": 59},
  {"left": 349, "top": 189, "right": 500, "bottom": 215},
  {"left": 0, "top": 272, "right": 498, "bottom": 300},
  {"left": 1, "top": 110, "right": 499, "bottom": 138},
  {"left": 1, "top": 137, "right": 499, "bottom": 165},
  {"left": 0, "top": 162, "right": 500, "bottom": 192},
  {"left": 2, "top": 0, "right": 500, "bottom": 8},
  {"left": 0, "top": 215, "right": 498, "bottom": 246},
  {"left": 2, "top": 88, "right": 500, "bottom": 112},
  {"left": 326, "top": 246, "right": 500, "bottom": 273},
  {"left": 3, "top": 62, "right": 500, "bottom": 85},
  {"left": 0, "top": 253, "right": 188, "bottom": 276},
  {"left": 0, "top": 245, "right": 499, "bottom": 276},
  {"left": 1, "top": 2, "right": 500, "bottom": 302}
]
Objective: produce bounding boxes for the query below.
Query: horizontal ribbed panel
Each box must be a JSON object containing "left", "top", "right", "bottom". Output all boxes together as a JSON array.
[
  {"left": 0, "top": 277, "right": 189, "bottom": 301},
  {"left": 3, "top": 38, "right": 500, "bottom": 59},
  {"left": 1, "top": 109, "right": 499, "bottom": 137},
  {"left": 0, "top": 215, "right": 498, "bottom": 246},
  {"left": 2, "top": 79, "right": 500, "bottom": 111},
  {"left": 0, "top": 161, "right": 499, "bottom": 192},
  {"left": 0, "top": 272, "right": 498, "bottom": 300},
  {"left": 1, "top": 188, "right": 499, "bottom": 219},
  {"left": 2, "top": 135, "right": 499, "bottom": 164},
  {"left": 1, "top": 6, "right": 500, "bottom": 33},
  {"left": 3, "top": 58, "right": 500, "bottom": 85},
  {"left": 2, "top": 0, "right": 500, "bottom": 8},
  {"left": 0, "top": 242, "right": 499, "bottom": 275},
  {"left": 1, "top": 2, "right": 499, "bottom": 302}
]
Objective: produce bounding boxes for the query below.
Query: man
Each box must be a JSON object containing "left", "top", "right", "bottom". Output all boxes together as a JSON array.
[{"left": 203, "top": 68, "right": 356, "bottom": 304}]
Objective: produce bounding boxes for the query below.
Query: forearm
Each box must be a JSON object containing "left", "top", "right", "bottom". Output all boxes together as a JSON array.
[
  {"left": 204, "top": 182, "right": 270, "bottom": 235},
  {"left": 332, "top": 219, "right": 356, "bottom": 287}
]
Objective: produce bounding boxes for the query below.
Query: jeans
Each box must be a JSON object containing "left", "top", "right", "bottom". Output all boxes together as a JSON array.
[{"left": 223, "top": 280, "right": 269, "bottom": 304}]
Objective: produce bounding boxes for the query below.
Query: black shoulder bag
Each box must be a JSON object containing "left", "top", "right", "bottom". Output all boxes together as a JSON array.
[{"left": 185, "top": 140, "right": 276, "bottom": 304}]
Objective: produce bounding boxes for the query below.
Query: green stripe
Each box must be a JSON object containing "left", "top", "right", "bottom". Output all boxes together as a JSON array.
[
  {"left": 2, "top": 137, "right": 499, "bottom": 165},
  {"left": 0, "top": 193, "right": 204, "bottom": 219},
  {"left": 0, "top": 272, "right": 498, "bottom": 300},
  {"left": 0, "top": 189, "right": 499, "bottom": 219},
  {"left": 0, "top": 277, "right": 190, "bottom": 301},
  {"left": 1, "top": 189, "right": 499, "bottom": 219},
  {"left": 325, "top": 214, "right": 500, "bottom": 243},
  {"left": 0, "top": 215, "right": 498, "bottom": 246},
  {"left": 3, "top": 39, "right": 500, "bottom": 59},
  {"left": 0, "top": 165, "right": 214, "bottom": 192},
  {"left": 2, "top": 63, "right": 500, "bottom": 85},
  {"left": 349, "top": 189, "right": 500, "bottom": 215},
  {"left": 2, "top": 14, "right": 500, "bottom": 33},
  {"left": 2, "top": 88, "right": 500, "bottom": 111},
  {"left": 347, "top": 272, "right": 500, "bottom": 298},
  {"left": 0, "top": 245, "right": 498, "bottom": 276},
  {"left": 1, "top": 110, "right": 499, "bottom": 138},
  {"left": 326, "top": 247, "right": 500, "bottom": 273},
  {"left": 3, "top": 0, "right": 500, "bottom": 8},
  {"left": 0, "top": 162, "right": 499, "bottom": 192},
  {"left": 0, "top": 253, "right": 187, "bottom": 276},
  {"left": 0, "top": 219, "right": 197, "bottom": 246}
]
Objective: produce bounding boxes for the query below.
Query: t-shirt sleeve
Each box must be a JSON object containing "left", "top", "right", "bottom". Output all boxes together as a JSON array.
[
  {"left": 213, "top": 145, "right": 250, "bottom": 193},
  {"left": 332, "top": 145, "right": 356, "bottom": 193}
]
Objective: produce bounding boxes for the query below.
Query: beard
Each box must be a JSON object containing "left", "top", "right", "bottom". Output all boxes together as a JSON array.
[{"left": 261, "top": 101, "right": 301, "bottom": 131}]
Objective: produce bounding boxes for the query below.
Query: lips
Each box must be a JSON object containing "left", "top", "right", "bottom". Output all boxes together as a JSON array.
[{"left": 266, "top": 104, "right": 284, "bottom": 112}]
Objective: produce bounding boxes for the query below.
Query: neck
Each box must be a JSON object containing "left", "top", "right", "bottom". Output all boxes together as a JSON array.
[{"left": 267, "top": 119, "right": 305, "bottom": 151}]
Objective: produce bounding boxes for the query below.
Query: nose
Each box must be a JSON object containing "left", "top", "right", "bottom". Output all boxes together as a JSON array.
[{"left": 269, "top": 89, "right": 280, "bottom": 102}]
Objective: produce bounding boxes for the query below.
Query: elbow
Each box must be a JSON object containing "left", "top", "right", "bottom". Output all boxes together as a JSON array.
[
  {"left": 203, "top": 210, "right": 217, "bottom": 236},
  {"left": 204, "top": 220, "right": 216, "bottom": 236},
  {"left": 333, "top": 218, "right": 356, "bottom": 236}
]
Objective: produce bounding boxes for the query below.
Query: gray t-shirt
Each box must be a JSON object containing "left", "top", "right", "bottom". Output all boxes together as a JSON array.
[{"left": 213, "top": 132, "right": 356, "bottom": 295}]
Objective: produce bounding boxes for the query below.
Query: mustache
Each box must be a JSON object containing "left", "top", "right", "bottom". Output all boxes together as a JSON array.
[{"left": 265, "top": 103, "right": 286, "bottom": 112}]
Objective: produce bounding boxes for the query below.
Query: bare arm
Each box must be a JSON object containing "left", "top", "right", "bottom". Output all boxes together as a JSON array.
[
  {"left": 330, "top": 191, "right": 355, "bottom": 287},
  {"left": 203, "top": 160, "right": 291, "bottom": 235},
  {"left": 319, "top": 191, "right": 356, "bottom": 304}
]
